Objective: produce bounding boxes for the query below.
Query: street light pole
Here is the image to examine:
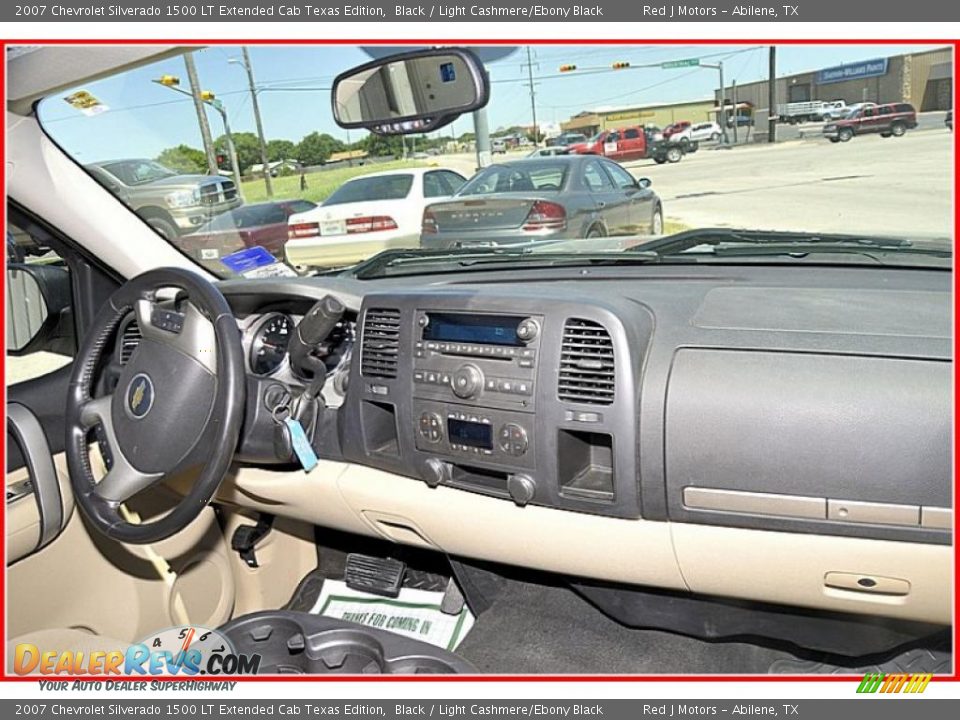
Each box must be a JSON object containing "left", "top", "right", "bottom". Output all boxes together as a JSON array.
[
  {"left": 152, "top": 78, "right": 244, "bottom": 200},
  {"left": 699, "top": 61, "right": 729, "bottom": 146},
  {"left": 209, "top": 99, "right": 245, "bottom": 202},
  {"left": 236, "top": 48, "right": 274, "bottom": 199}
]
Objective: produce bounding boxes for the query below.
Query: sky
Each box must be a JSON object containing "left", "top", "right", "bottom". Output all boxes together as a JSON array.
[{"left": 38, "top": 43, "right": 946, "bottom": 163}]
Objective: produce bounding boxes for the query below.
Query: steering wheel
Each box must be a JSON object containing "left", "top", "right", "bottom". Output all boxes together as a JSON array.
[{"left": 65, "top": 268, "right": 245, "bottom": 544}]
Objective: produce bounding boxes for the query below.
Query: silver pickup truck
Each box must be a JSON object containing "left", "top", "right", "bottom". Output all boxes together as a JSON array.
[{"left": 85, "top": 158, "right": 242, "bottom": 239}]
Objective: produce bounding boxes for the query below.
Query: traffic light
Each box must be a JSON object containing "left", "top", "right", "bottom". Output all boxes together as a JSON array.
[
  {"left": 200, "top": 90, "right": 216, "bottom": 102},
  {"left": 157, "top": 75, "right": 180, "bottom": 86},
  {"left": 559, "top": 64, "right": 577, "bottom": 73},
  {"left": 612, "top": 61, "right": 631, "bottom": 70}
]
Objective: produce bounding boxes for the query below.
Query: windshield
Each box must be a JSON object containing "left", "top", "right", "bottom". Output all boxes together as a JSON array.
[{"left": 36, "top": 44, "right": 952, "bottom": 279}]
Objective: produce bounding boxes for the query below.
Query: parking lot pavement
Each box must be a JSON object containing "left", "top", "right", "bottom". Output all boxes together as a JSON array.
[{"left": 624, "top": 128, "right": 953, "bottom": 238}]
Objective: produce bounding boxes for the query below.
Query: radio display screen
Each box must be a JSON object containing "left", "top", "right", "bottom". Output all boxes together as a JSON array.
[
  {"left": 447, "top": 418, "right": 493, "bottom": 449},
  {"left": 424, "top": 313, "right": 522, "bottom": 346}
]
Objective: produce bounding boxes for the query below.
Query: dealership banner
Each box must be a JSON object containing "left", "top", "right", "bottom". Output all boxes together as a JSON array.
[{"left": 4, "top": 0, "right": 960, "bottom": 23}]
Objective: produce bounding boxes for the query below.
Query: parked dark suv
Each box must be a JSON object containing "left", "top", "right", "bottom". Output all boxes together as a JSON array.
[{"left": 823, "top": 102, "right": 918, "bottom": 143}]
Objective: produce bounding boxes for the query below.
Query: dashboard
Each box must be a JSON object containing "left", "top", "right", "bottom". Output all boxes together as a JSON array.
[
  {"left": 208, "top": 263, "right": 952, "bottom": 546},
  {"left": 113, "top": 263, "right": 953, "bottom": 627}
]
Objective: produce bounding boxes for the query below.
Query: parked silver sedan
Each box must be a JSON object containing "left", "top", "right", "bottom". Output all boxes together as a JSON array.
[{"left": 420, "top": 156, "right": 663, "bottom": 250}]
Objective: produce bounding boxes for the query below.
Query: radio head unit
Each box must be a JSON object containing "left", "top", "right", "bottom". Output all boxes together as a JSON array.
[{"left": 422, "top": 312, "right": 533, "bottom": 347}]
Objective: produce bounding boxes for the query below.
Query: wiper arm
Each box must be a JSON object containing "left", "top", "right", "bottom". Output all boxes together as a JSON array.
[
  {"left": 352, "top": 248, "right": 660, "bottom": 279},
  {"left": 705, "top": 242, "right": 950, "bottom": 259},
  {"left": 630, "top": 228, "right": 918, "bottom": 255}
]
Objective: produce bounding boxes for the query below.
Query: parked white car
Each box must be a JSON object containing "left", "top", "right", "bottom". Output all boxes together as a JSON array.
[
  {"left": 285, "top": 167, "right": 468, "bottom": 270},
  {"left": 671, "top": 122, "right": 723, "bottom": 143}
]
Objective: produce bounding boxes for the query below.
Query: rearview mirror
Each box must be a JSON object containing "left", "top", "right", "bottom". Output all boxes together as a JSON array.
[
  {"left": 332, "top": 48, "right": 489, "bottom": 135},
  {"left": 638, "top": 178, "right": 652, "bottom": 189}
]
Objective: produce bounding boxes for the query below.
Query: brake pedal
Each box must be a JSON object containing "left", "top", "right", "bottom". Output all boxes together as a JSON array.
[{"left": 344, "top": 553, "right": 406, "bottom": 598}]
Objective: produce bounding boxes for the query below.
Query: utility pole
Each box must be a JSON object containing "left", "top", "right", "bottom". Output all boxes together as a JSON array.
[
  {"left": 524, "top": 46, "right": 540, "bottom": 148},
  {"left": 183, "top": 52, "right": 218, "bottom": 175},
  {"left": 732, "top": 80, "right": 738, "bottom": 144},
  {"left": 718, "top": 61, "right": 728, "bottom": 145},
  {"left": 239, "top": 47, "right": 273, "bottom": 198},
  {"left": 767, "top": 46, "right": 777, "bottom": 143}
]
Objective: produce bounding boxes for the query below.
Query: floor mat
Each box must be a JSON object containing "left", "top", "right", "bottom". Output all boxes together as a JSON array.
[
  {"left": 455, "top": 578, "right": 821, "bottom": 674},
  {"left": 308, "top": 579, "right": 475, "bottom": 651},
  {"left": 768, "top": 636, "right": 953, "bottom": 675}
]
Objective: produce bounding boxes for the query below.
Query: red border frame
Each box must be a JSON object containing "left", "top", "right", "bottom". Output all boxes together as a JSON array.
[{"left": 0, "top": 37, "right": 956, "bottom": 685}]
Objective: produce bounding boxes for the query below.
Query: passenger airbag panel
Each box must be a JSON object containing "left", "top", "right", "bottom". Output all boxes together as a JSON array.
[{"left": 665, "top": 349, "right": 951, "bottom": 544}]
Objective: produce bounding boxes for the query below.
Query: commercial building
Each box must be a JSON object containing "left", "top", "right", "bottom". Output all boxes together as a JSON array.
[
  {"left": 722, "top": 46, "right": 952, "bottom": 116},
  {"left": 560, "top": 98, "right": 715, "bottom": 136}
]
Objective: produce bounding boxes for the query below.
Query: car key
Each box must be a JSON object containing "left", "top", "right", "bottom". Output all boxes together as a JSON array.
[{"left": 272, "top": 403, "right": 318, "bottom": 473}]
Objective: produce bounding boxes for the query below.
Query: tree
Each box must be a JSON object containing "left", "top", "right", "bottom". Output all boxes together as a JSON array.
[
  {"left": 266, "top": 139, "right": 296, "bottom": 162},
  {"left": 213, "top": 132, "right": 261, "bottom": 174},
  {"left": 361, "top": 133, "right": 405, "bottom": 159},
  {"left": 296, "top": 132, "right": 345, "bottom": 166},
  {"left": 155, "top": 145, "right": 206, "bottom": 174}
]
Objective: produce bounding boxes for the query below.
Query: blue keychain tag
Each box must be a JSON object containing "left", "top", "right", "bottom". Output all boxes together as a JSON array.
[{"left": 284, "top": 417, "right": 319, "bottom": 473}]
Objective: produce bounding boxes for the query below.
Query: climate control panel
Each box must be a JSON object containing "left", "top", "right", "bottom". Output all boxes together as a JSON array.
[{"left": 413, "top": 401, "right": 535, "bottom": 470}]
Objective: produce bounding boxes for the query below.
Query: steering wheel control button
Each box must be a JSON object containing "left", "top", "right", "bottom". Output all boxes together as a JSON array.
[
  {"left": 516, "top": 318, "right": 540, "bottom": 343},
  {"left": 419, "top": 412, "right": 444, "bottom": 443},
  {"left": 452, "top": 364, "right": 483, "bottom": 399},
  {"left": 125, "top": 373, "right": 155, "bottom": 419},
  {"left": 507, "top": 474, "right": 536, "bottom": 507},
  {"left": 150, "top": 308, "right": 185, "bottom": 334}
]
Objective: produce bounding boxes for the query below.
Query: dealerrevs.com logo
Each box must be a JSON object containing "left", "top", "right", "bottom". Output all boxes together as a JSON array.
[
  {"left": 14, "top": 626, "right": 261, "bottom": 676},
  {"left": 856, "top": 672, "right": 933, "bottom": 694}
]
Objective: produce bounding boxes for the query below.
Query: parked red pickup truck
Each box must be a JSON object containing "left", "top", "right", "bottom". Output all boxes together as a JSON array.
[
  {"left": 569, "top": 125, "right": 693, "bottom": 164},
  {"left": 822, "top": 102, "right": 918, "bottom": 143}
]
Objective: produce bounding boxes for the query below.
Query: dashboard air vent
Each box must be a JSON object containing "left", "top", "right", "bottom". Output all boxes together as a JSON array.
[
  {"left": 119, "top": 319, "right": 142, "bottom": 364},
  {"left": 361, "top": 308, "right": 401, "bottom": 378},
  {"left": 558, "top": 318, "right": 615, "bottom": 405}
]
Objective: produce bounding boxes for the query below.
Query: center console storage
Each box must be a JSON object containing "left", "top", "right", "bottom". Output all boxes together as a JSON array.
[
  {"left": 219, "top": 611, "right": 476, "bottom": 674},
  {"left": 339, "top": 292, "right": 653, "bottom": 519}
]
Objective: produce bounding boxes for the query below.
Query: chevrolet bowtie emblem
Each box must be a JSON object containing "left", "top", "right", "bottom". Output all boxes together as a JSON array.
[{"left": 126, "top": 373, "right": 154, "bottom": 419}]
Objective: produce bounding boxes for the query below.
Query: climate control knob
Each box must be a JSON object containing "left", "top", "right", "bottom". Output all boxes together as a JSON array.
[
  {"left": 497, "top": 423, "right": 529, "bottom": 456},
  {"left": 423, "top": 458, "right": 451, "bottom": 488},
  {"left": 451, "top": 364, "right": 484, "bottom": 399},
  {"left": 507, "top": 474, "right": 536, "bottom": 507},
  {"left": 418, "top": 412, "right": 443, "bottom": 444}
]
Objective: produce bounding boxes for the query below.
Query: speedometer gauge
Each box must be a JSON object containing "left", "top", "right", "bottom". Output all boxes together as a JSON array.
[{"left": 249, "top": 313, "right": 293, "bottom": 376}]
